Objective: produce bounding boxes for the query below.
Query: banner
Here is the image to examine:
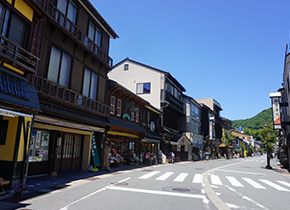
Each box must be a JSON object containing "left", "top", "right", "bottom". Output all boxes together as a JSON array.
[
  {"left": 91, "top": 132, "right": 101, "bottom": 167},
  {"left": 269, "top": 92, "right": 281, "bottom": 130}
]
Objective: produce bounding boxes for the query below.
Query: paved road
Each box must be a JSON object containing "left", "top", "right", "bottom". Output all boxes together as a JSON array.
[{"left": 4, "top": 155, "right": 290, "bottom": 210}]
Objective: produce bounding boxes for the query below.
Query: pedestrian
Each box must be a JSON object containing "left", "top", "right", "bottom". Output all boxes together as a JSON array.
[
  {"left": 151, "top": 151, "right": 158, "bottom": 165},
  {"left": 199, "top": 150, "right": 202, "bottom": 160},
  {"left": 170, "top": 151, "right": 175, "bottom": 163}
]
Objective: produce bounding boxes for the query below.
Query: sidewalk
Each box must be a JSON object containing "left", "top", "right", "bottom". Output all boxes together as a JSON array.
[{"left": 0, "top": 164, "right": 152, "bottom": 210}]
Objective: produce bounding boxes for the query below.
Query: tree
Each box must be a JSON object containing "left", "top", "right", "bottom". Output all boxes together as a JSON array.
[
  {"left": 240, "top": 142, "right": 245, "bottom": 158},
  {"left": 222, "top": 130, "right": 235, "bottom": 159},
  {"left": 259, "top": 123, "right": 277, "bottom": 169}
]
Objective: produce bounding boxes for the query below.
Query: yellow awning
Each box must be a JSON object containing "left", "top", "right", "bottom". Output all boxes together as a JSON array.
[{"left": 107, "top": 131, "right": 139, "bottom": 138}]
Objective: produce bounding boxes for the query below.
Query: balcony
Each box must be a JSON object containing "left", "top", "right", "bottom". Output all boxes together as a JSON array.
[
  {"left": 35, "top": 76, "right": 109, "bottom": 117},
  {"left": 165, "top": 91, "right": 183, "bottom": 113},
  {"left": 0, "top": 35, "right": 39, "bottom": 74},
  {"left": 32, "top": 0, "right": 113, "bottom": 68}
]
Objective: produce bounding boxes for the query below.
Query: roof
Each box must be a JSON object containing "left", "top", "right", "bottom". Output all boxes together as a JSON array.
[
  {"left": 82, "top": 0, "right": 119, "bottom": 39},
  {"left": 112, "top": 58, "right": 186, "bottom": 92},
  {"left": 108, "top": 116, "right": 144, "bottom": 133},
  {"left": 0, "top": 65, "right": 40, "bottom": 113},
  {"left": 183, "top": 94, "right": 201, "bottom": 108},
  {"left": 40, "top": 102, "right": 110, "bottom": 127},
  {"left": 232, "top": 131, "right": 252, "bottom": 140}
]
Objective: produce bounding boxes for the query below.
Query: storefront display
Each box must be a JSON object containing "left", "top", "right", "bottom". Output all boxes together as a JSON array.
[{"left": 29, "top": 130, "right": 50, "bottom": 162}]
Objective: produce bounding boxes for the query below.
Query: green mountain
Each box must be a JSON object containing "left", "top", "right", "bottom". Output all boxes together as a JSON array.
[{"left": 232, "top": 108, "right": 272, "bottom": 130}]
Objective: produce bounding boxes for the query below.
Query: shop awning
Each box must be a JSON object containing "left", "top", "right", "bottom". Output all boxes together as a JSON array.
[
  {"left": 192, "top": 143, "right": 204, "bottom": 147},
  {"left": 0, "top": 108, "right": 33, "bottom": 118},
  {"left": 34, "top": 115, "right": 105, "bottom": 132},
  {"left": 145, "top": 131, "right": 162, "bottom": 140},
  {"left": 142, "top": 138, "right": 160, "bottom": 143},
  {"left": 107, "top": 131, "right": 138, "bottom": 138},
  {"left": 108, "top": 116, "right": 144, "bottom": 133},
  {"left": 235, "top": 148, "right": 241, "bottom": 151},
  {"left": 218, "top": 143, "right": 226, "bottom": 147}
]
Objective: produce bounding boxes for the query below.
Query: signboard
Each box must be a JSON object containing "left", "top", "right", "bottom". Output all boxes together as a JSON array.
[
  {"left": 91, "top": 132, "right": 101, "bottom": 167},
  {"left": 269, "top": 92, "right": 282, "bottom": 130}
]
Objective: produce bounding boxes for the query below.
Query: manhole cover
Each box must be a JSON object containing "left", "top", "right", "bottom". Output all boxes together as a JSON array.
[
  {"left": 111, "top": 182, "right": 128, "bottom": 186},
  {"left": 162, "top": 186, "right": 200, "bottom": 194},
  {"left": 172, "top": 188, "right": 190, "bottom": 192}
]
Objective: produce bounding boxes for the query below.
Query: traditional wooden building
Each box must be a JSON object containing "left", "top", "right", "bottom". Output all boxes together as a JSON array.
[
  {"left": 28, "top": 0, "right": 118, "bottom": 176},
  {"left": 0, "top": 0, "right": 45, "bottom": 190},
  {"left": 140, "top": 104, "right": 163, "bottom": 163},
  {"left": 106, "top": 80, "right": 147, "bottom": 166}
]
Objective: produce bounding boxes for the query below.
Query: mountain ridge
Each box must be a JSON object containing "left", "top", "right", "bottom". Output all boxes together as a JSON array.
[{"left": 231, "top": 108, "right": 272, "bottom": 130}]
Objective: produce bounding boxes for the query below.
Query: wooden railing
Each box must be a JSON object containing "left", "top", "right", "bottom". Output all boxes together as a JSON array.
[
  {"left": 35, "top": 76, "right": 109, "bottom": 116},
  {"left": 32, "top": 0, "right": 113, "bottom": 68},
  {"left": 0, "top": 35, "right": 39, "bottom": 74}
]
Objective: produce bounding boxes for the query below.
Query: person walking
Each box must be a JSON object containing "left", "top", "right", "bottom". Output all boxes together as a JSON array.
[{"left": 170, "top": 151, "right": 175, "bottom": 164}]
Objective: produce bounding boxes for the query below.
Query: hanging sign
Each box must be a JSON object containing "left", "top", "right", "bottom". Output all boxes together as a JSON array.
[
  {"left": 269, "top": 92, "right": 282, "bottom": 130},
  {"left": 91, "top": 132, "right": 101, "bottom": 167}
]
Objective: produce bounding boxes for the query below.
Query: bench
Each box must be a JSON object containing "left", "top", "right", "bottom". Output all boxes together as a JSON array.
[{"left": 0, "top": 179, "right": 10, "bottom": 195}]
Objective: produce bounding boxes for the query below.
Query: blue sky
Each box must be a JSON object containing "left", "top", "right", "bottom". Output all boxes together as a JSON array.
[{"left": 94, "top": 0, "right": 289, "bottom": 121}]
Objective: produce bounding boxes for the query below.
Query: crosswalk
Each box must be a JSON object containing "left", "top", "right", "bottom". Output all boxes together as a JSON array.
[{"left": 138, "top": 170, "right": 290, "bottom": 192}]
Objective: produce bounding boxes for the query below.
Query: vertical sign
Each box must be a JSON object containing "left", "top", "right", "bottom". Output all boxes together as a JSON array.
[
  {"left": 91, "top": 132, "right": 101, "bottom": 167},
  {"left": 269, "top": 92, "right": 282, "bottom": 130}
]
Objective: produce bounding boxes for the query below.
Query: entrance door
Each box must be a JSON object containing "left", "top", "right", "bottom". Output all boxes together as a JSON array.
[{"left": 56, "top": 133, "right": 83, "bottom": 172}]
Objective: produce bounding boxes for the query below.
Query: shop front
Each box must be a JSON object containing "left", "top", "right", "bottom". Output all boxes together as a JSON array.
[
  {"left": 29, "top": 113, "right": 108, "bottom": 176},
  {"left": 107, "top": 116, "right": 144, "bottom": 167},
  {"left": 141, "top": 138, "right": 161, "bottom": 165},
  {"left": 107, "top": 131, "right": 140, "bottom": 166},
  {"left": 191, "top": 134, "right": 204, "bottom": 161}
]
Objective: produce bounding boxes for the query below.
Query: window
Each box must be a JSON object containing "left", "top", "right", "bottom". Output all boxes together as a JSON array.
[
  {"left": 117, "top": 99, "right": 122, "bottom": 116},
  {"left": 124, "top": 64, "right": 129, "bottom": 71},
  {"left": 167, "top": 82, "right": 174, "bottom": 95},
  {"left": 137, "top": 82, "right": 150, "bottom": 94},
  {"left": 56, "top": 0, "right": 77, "bottom": 31},
  {"left": 48, "top": 46, "right": 71, "bottom": 87},
  {"left": 110, "top": 96, "right": 115, "bottom": 114},
  {"left": 88, "top": 21, "right": 101, "bottom": 47},
  {"left": 0, "top": 3, "right": 30, "bottom": 50},
  {"left": 82, "top": 68, "right": 98, "bottom": 100},
  {"left": 135, "top": 108, "right": 139, "bottom": 122},
  {"left": 57, "top": 0, "right": 77, "bottom": 24},
  {"left": 131, "top": 112, "right": 134, "bottom": 121}
]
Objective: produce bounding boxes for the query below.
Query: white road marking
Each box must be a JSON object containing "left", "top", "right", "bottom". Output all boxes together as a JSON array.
[
  {"left": 59, "top": 185, "right": 108, "bottom": 210},
  {"left": 216, "top": 169, "right": 266, "bottom": 176},
  {"left": 225, "top": 203, "right": 240, "bottom": 209},
  {"left": 107, "top": 185, "right": 206, "bottom": 199},
  {"left": 155, "top": 172, "right": 174, "bottom": 181},
  {"left": 192, "top": 174, "right": 203, "bottom": 183},
  {"left": 118, "top": 177, "right": 131, "bottom": 183},
  {"left": 138, "top": 171, "right": 160, "bottom": 179},
  {"left": 276, "top": 180, "right": 290, "bottom": 188},
  {"left": 226, "top": 176, "right": 244, "bottom": 187},
  {"left": 173, "top": 173, "right": 188, "bottom": 182},
  {"left": 242, "top": 178, "right": 266, "bottom": 189},
  {"left": 225, "top": 185, "right": 269, "bottom": 210},
  {"left": 210, "top": 174, "right": 222, "bottom": 185},
  {"left": 259, "top": 179, "right": 290, "bottom": 191}
]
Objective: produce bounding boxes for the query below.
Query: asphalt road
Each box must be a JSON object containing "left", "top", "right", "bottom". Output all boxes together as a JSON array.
[{"left": 17, "top": 156, "right": 290, "bottom": 210}]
